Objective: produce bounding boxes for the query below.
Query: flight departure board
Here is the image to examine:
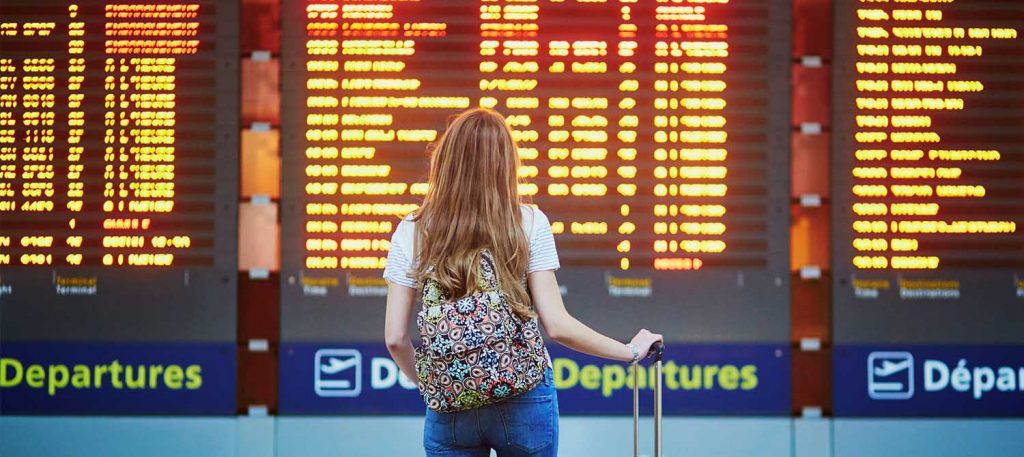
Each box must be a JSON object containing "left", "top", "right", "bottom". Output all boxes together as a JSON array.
[
  {"left": 280, "top": 0, "right": 791, "bottom": 342},
  {"left": 0, "top": 0, "right": 238, "bottom": 341},
  {"left": 833, "top": 0, "right": 1024, "bottom": 343}
]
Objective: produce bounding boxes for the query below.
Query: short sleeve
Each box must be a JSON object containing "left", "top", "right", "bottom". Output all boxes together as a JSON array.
[
  {"left": 527, "top": 207, "right": 560, "bottom": 273},
  {"left": 382, "top": 219, "right": 417, "bottom": 288}
]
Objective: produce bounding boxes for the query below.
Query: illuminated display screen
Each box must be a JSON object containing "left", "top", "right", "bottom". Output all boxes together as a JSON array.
[
  {"left": 0, "top": 0, "right": 238, "bottom": 340},
  {"left": 280, "top": 0, "right": 791, "bottom": 342},
  {"left": 833, "top": 0, "right": 1024, "bottom": 343}
]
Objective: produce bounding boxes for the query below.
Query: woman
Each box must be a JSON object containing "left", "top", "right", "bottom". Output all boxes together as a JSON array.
[{"left": 384, "top": 108, "right": 663, "bottom": 456}]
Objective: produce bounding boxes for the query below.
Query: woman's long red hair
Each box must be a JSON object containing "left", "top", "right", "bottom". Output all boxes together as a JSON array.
[{"left": 412, "top": 108, "right": 533, "bottom": 320}]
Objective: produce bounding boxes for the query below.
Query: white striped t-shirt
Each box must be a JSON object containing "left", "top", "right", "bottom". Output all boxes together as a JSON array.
[{"left": 382, "top": 205, "right": 560, "bottom": 288}]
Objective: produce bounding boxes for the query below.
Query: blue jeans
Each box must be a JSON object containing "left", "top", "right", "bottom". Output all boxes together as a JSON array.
[{"left": 424, "top": 368, "right": 559, "bottom": 456}]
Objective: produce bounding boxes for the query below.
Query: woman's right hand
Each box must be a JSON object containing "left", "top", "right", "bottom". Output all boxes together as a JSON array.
[{"left": 629, "top": 329, "right": 664, "bottom": 360}]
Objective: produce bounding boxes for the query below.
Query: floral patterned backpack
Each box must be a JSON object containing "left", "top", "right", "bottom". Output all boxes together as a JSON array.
[{"left": 414, "top": 250, "right": 548, "bottom": 412}]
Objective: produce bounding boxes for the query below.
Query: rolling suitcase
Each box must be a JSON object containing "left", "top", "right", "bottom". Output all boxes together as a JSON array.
[{"left": 633, "top": 342, "right": 665, "bottom": 457}]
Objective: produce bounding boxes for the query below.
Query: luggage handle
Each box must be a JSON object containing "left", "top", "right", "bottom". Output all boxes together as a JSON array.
[
  {"left": 633, "top": 342, "right": 665, "bottom": 457},
  {"left": 647, "top": 341, "right": 665, "bottom": 362}
]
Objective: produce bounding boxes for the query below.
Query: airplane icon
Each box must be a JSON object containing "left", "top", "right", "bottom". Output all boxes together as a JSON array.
[
  {"left": 867, "top": 352, "right": 914, "bottom": 400},
  {"left": 314, "top": 349, "right": 362, "bottom": 397}
]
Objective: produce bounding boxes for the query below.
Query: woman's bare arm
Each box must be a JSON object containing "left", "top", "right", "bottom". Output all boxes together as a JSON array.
[
  {"left": 384, "top": 283, "right": 419, "bottom": 381},
  {"left": 529, "top": 270, "right": 662, "bottom": 361}
]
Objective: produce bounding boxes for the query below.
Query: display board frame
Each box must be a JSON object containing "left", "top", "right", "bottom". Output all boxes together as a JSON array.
[
  {"left": 0, "top": 0, "right": 240, "bottom": 342},
  {"left": 831, "top": 0, "right": 1024, "bottom": 344},
  {"left": 279, "top": 0, "right": 793, "bottom": 344}
]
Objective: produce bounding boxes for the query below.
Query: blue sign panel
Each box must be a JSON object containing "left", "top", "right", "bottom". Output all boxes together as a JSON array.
[
  {"left": 0, "top": 342, "right": 236, "bottom": 415},
  {"left": 834, "top": 345, "right": 1024, "bottom": 417},
  {"left": 279, "top": 342, "right": 423, "bottom": 415},
  {"left": 279, "top": 342, "right": 790, "bottom": 415},
  {"left": 550, "top": 344, "right": 790, "bottom": 415}
]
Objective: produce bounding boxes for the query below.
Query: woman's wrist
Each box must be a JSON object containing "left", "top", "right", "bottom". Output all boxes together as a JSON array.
[{"left": 624, "top": 342, "right": 640, "bottom": 364}]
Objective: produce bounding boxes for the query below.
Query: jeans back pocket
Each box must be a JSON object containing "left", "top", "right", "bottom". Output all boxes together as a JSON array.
[
  {"left": 500, "top": 391, "right": 555, "bottom": 454},
  {"left": 423, "top": 410, "right": 456, "bottom": 452}
]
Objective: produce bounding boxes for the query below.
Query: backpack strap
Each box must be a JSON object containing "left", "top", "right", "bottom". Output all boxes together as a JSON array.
[{"left": 477, "top": 250, "right": 501, "bottom": 292}]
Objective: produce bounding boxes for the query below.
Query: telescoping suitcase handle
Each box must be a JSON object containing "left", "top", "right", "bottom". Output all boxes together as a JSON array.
[{"left": 633, "top": 342, "right": 665, "bottom": 457}]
